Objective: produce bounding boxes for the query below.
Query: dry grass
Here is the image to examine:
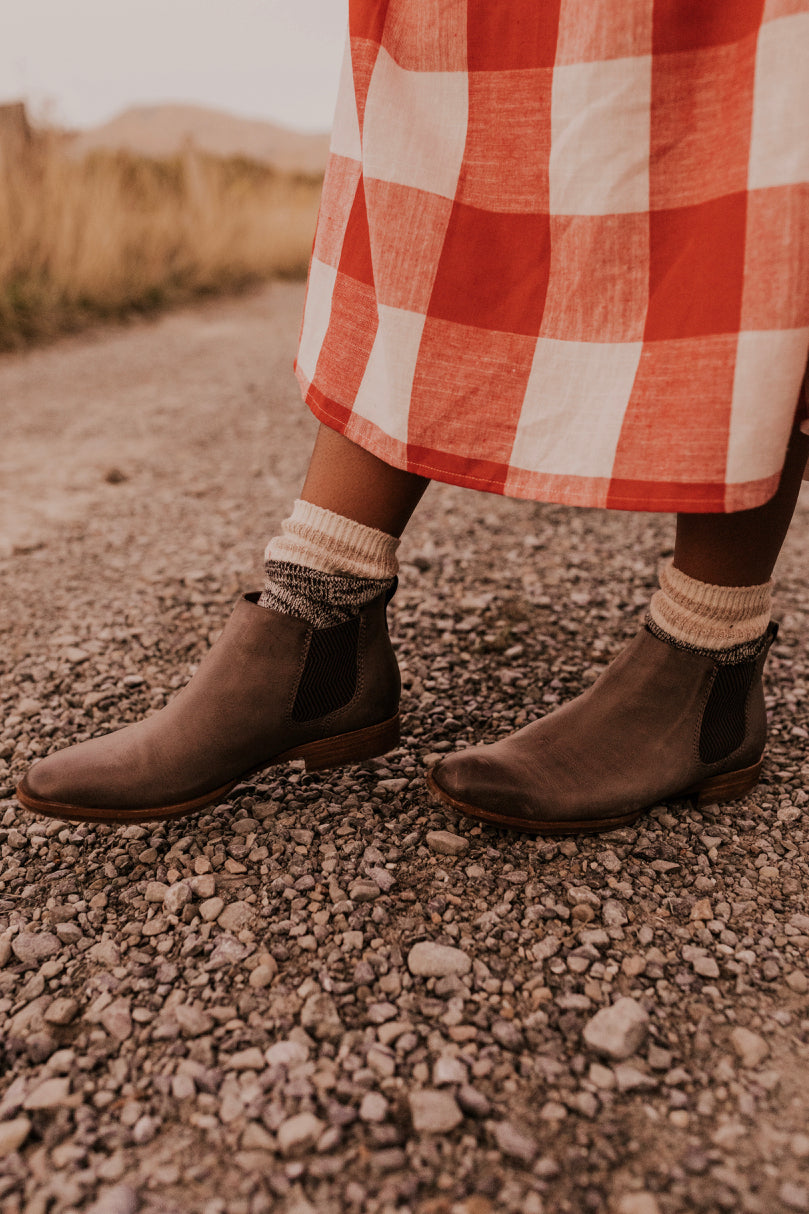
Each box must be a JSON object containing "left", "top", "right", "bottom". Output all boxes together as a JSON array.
[{"left": 0, "top": 132, "right": 322, "bottom": 351}]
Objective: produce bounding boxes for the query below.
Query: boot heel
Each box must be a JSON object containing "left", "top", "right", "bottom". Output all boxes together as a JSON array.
[
  {"left": 296, "top": 714, "right": 401, "bottom": 772},
  {"left": 690, "top": 760, "right": 762, "bottom": 808}
]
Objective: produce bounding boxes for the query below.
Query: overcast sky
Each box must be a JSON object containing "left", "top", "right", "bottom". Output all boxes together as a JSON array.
[{"left": 0, "top": 0, "right": 347, "bottom": 133}]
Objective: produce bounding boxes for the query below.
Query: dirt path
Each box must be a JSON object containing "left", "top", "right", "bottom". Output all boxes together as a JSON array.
[{"left": 1, "top": 287, "right": 808, "bottom": 1214}]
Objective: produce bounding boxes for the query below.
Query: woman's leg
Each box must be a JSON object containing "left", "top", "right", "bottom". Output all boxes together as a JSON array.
[
  {"left": 301, "top": 424, "right": 429, "bottom": 536},
  {"left": 674, "top": 422, "right": 809, "bottom": 586}
]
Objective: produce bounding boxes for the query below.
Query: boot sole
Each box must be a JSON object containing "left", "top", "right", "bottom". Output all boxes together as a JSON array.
[
  {"left": 15, "top": 713, "right": 401, "bottom": 824},
  {"left": 426, "top": 758, "right": 763, "bottom": 836}
]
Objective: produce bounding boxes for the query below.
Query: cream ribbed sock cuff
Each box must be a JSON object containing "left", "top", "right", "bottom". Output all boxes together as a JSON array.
[
  {"left": 264, "top": 500, "right": 399, "bottom": 580},
  {"left": 648, "top": 559, "right": 772, "bottom": 650}
]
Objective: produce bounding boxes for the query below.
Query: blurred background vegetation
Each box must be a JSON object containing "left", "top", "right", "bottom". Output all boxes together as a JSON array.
[{"left": 0, "top": 103, "right": 323, "bottom": 352}]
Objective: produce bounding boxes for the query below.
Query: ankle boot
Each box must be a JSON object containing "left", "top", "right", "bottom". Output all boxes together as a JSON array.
[
  {"left": 428, "top": 624, "right": 776, "bottom": 834},
  {"left": 16, "top": 588, "right": 400, "bottom": 823}
]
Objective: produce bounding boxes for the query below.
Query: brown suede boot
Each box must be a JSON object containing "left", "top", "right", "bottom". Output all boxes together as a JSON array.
[
  {"left": 16, "top": 588, "right": 400, "bottom": 823},
  {"left": 428, "top": 624, "right": 776, "bottom": 834}
]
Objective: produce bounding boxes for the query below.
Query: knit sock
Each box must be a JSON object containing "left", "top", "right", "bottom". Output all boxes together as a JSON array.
[
  {"left": 258, "top": 500, "right": 399, "bottom": 628},
  {"left": 647, "top": 559, "right": 772, "bottom": 661}
]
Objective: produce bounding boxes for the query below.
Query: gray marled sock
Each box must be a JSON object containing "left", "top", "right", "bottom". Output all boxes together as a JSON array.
[{"left": 259, "top": 561, "right": 394, "bottom": 628}]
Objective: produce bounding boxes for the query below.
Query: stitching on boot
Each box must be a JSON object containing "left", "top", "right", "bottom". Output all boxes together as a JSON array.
[
  {"left": 698, "top": 659, "right": 757, "bottom": 765},
  {"left": 291, "top": 615, "right": 360, "bottom": 723}
]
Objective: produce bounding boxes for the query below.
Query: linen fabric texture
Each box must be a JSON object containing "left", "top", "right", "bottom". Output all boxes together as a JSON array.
[{"left": 296, "top": 0, "right": 809, "bottom": 513}]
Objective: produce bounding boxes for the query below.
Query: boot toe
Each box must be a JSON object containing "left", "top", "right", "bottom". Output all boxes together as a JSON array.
[
  {"left": 20, "top": 746, "right": 96, "bottom": 810},
  {"left": 430, "top": 748, "right": 533, "bottom": 820}
]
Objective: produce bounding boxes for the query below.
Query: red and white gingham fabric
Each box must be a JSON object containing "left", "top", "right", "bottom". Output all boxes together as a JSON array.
[{"left": 296, "top": 1, "right": 809, "bottom": 513}]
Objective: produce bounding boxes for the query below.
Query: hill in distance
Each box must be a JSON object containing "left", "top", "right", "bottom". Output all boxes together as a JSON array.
[{"left": 69, "top": 103, "right": 331, "bottom": 175}]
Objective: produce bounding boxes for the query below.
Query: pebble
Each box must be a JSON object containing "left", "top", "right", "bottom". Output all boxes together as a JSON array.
[
  {"left": 457, "top": 1086, "right": 491, "bottom": 1118},
  {"left": 692, "top": 955, "right": 720, "bottom": 979},
  {"left": 408, "top": 1089, "right": 463, "bottom": 1133},
  {"left": 11, "top": 932, "right": 60, "bottom": 965},
  {"left": 359, "top": 1092, "right": 388, "bottom": 1123},
  {"left": 217, "top": 900, "right": 253, "bottom": 932},
  {"left": 163, "top": 881, "right": 192, "bottom": 915},
  {"left": 277, "top": 1113, "right": 324, "bottom": 1157},
  {"left": 617, "top": 1195, "right": 662, "bottom": 1214},
  {"left": 426, "top": 830, "right": 469, "bottom": 856},
  {"left": 199, "top": 897, "right": 225, "bottom": 922},
  {"left": 248, "top": 961, "right": 278, "bottom": 989},
  {"left": 583, "top": 998, "right": 650, "bottom": 1060},
  {"left": 99, "top": 1000, "right": 133, "bottom": 1042},
  {"left": 300, "top": 992, "right": 343, "bottom": 1041},
  {"left": 350, "top": 879, "right": 381, "bottom": 902},
  {"left": 23, "top": 1077, "right": 71, "bottom": 1110},
  {"left": 407, "top": 942, "right": 472, "bottom": 978},
  {"left": 433, "top": 1054, "right": 468, "bottom": 1086},
  {"left": 265, "top": 1040, "right": 309, "bottom": 1068},
  {"left": 780, "top": 1183, "right": 809, "bottom": 1212},
  {"left": 175, "top": 1003, "right": 214, "bottom": 1038},
  {"left": 86, "top": 1185, "right": 138, "bottom": 1214},
  {"left": 491, "top": 1120, "right": 537, "bottom": 1164},
  {"left": 43, "top": 997, "right": 79, "bottom": 1026},
  {"left": 730, "top": 1027, "right": 769, "bottom": 1068},
  {"left": 0, "top": 1117, "right": 31, "bottom": 1157}
]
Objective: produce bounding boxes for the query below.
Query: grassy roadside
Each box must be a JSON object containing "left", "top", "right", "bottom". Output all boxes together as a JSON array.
[{"left": 0, "top": 134, "right": 322, "bottom": 352}]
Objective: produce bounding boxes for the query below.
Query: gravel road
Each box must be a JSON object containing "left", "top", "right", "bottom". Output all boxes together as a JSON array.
[{"left": 1, "top": 283, "right": 809, "bottom": 1214}]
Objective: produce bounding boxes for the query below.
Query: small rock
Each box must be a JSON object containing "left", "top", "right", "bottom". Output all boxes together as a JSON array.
[
  {"left": 265, "top": 1040, "right": 308, "bottom": 1068},
  {"left": 199, "top": 897, "right": 225, "bottom": 922},
  {"left": 163, "top": 882, "right": 192, "bottom": 915},
  {"left": 175, "top": 1003, "right": 214, "bottom": 1038},
  {"left": 566, "top": 885, "right": 601, "bottom": 910},
  {"left": 64, "top": 647, "right": 90, "bottom": 664},
  {"left": 426, "top": 830, "right": 469, "bottom": 856},
  {"left": 786, "top": 970, "right": 808, "bottom": 994},
  {"left": 277, "top": 1113, "right": 324, "bottom": 1157},
  {"left": 206, "top": 934, "right": 248, "bottom": 968},
  {"left": 492, "top": 1019, "right": 524, "bottom": 1052},
  {"left": 790, "top": 1133, "right": 809, "bottom": 1159},
  {"left": 300, "top": 992, "right": 343, "bottom": 1041},
  {"left": 86, "top": 1184, "right": 138, "bottom": 1214},
  {"left": 730, "top": 1027, "right": 769, "bottom": 1068},
  {"left": 779, "top": 1184, "right": 809, "bottom": 1213},
  {"left": 43, "top": 997, "right": 79, "bottom": 1026},
  {"left": 457, "top": 1085, "right": 491, "bottom": 1118},
  {"left": 217, "top": 901, "right": 254, "bottom": 932},
  {"left": 190, "top": 874, "right": 216, "bottom": 899},
  {"left": 11, "top": 932, "right": 60, "bottom": 966},
  {"left": 350, "top": 880, "right": 381, "bottom": 903},
  {"left": 100, "top": 999, "right": 132, "bottom": 1042},
  {"left": 144, "top": 881, "right": 168, "bottom": 903},
  {"left": 249, "top": 961, "right": 278, "bottom": 989},
  {"left": 227, "top": 1047, "right": 265, "bottom": 1071},
  {"left": 433, "top": 1054, "right": 467, "bottom": 1086},
  {"left": 408, "top": 942, "right": 471, "bottom": 978},
  {"left": 0, "top": 1117, "right": 31, "bottom": 1157},
  {"left": 617, "top": 1195, "right": 662, "bottom": 1214},
  {"left": 692, "top": 955, "right": 720, "bottom": 979},
  {"left": 492, "top": 1120, "right": 537, "bottom": 1164},
  {"left": 690, "top": 899, "right": 713, "bottom": 921},
  {"left": 408, "top": 1089, "right": 463, "bottom": 1134},
  {"left": 583, "top": 998, "right": 649, "bottom": 1061},
  {"left": 376, "top": 778, "right": 409, "bottom": 794},
  {"left": 602, "top": 900, "right": 628, "bottom": 927},
  {"left": 23, "top": 1077, "right": 71, "bottom": 1110},
  {"left": 359, "top": 1092, "right": 388, "bottom": 1123}
]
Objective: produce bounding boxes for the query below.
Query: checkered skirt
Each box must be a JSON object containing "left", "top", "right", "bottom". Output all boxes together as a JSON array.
[{"left": 296, "top": 1, "right": 809, "bottom": 512}]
